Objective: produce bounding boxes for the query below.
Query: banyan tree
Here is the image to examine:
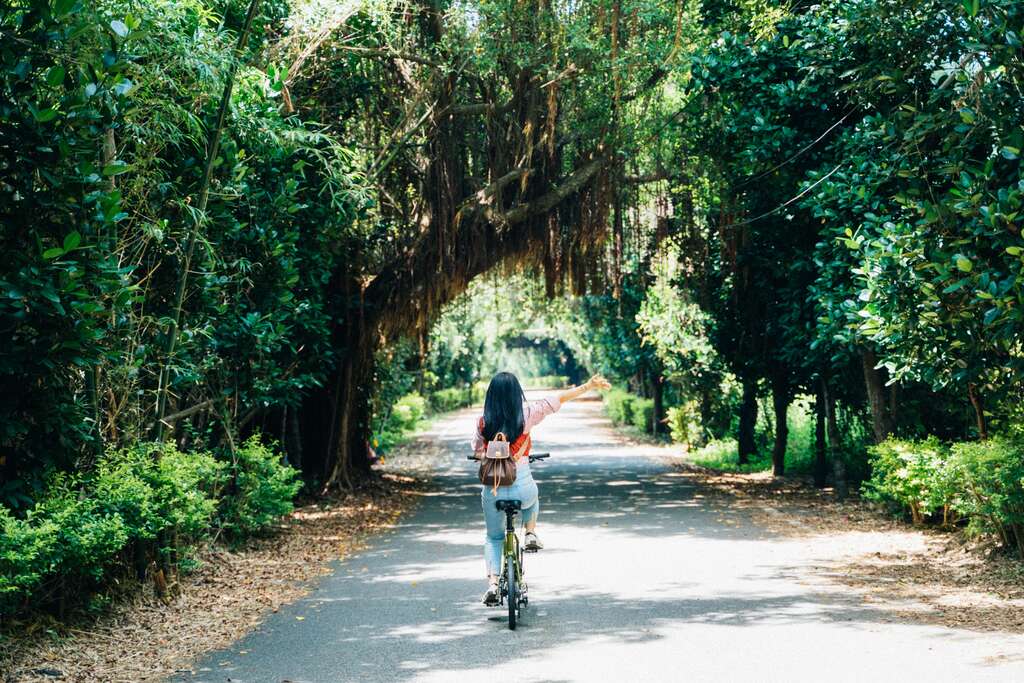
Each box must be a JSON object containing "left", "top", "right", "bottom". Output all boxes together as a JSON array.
[{"left": 279, "top": 0, "right": 686, "bottom": 488}]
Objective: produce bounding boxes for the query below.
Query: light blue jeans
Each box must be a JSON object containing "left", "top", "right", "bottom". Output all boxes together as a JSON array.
[{"left": 481, "top": 463, "right": 539, "bottom": 576}]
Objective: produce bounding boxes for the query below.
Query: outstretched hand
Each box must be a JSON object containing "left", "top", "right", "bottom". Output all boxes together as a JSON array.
[{"left": 585, "top": 374, "right": 611, "bottom": 391}]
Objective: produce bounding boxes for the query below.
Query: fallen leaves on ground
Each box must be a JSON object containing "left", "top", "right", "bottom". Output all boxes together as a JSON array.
[
  {"left": 1, "top": 442, "right": 437, "bottom": 683},
  {"left": 671, "top": 461, "right": 1024, "bottom": 635}
]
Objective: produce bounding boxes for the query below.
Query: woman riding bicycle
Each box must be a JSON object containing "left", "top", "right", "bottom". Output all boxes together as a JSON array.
[{"left": 472, "top": 371, "right": 610, "bottom": 605}]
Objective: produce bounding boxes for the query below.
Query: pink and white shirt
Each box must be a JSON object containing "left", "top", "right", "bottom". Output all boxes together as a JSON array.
[{"left": 471, "top": 396, "right": 561, "bottom": 458}]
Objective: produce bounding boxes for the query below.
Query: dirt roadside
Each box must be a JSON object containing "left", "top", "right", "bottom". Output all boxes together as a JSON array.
[
  {"left": 1, "top": 441, "right": 440, "bottom": 683},
  {"left": 671, "top": 462, "right": 1024, "bottom": 634}
]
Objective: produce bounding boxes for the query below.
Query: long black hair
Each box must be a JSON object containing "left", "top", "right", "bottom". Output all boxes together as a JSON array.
[{"left": 482, "top": 371, "right": 526, "bottom": 442}]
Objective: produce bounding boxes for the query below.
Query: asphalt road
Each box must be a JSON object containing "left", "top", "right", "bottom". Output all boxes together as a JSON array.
[{"left": 178, "top": 393, "right": 1024, "bottom": 682}]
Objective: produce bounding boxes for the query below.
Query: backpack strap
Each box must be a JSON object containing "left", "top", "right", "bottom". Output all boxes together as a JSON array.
[{"left": 512, "top": 433, "right": 531, "bottom": 461}]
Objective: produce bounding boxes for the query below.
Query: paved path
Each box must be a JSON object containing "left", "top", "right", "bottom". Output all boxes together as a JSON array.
[{"left": 180, "top": 394, "right": 1024, "bottom": 682}]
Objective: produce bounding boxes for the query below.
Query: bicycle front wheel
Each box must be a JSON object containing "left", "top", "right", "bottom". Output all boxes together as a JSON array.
[{"left": 506, "top": 557, "right": 518, "bottom": 630}]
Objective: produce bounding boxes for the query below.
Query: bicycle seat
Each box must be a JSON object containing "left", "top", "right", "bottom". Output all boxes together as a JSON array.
[{"left": 495, "top": 499, "right": 522, "bottom": 512}]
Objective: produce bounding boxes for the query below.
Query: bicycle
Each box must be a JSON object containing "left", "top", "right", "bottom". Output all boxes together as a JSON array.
[{"left": 468, "top": 451, "right": 550, "bottom": 630}]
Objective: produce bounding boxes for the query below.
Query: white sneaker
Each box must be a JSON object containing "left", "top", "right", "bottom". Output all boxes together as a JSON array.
[
  {"left": 524, "top": 531, "right": 543, "bottom": 551},
  {"left": 482, "top": 580, "right": 499, "bottom": 606}
]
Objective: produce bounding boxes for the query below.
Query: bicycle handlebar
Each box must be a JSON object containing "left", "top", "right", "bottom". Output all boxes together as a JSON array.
[{"left": 467, "top": 452, "right": 551, "bottom": 462}]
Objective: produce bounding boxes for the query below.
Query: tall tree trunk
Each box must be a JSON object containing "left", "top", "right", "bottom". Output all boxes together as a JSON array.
[
  {"left": 770, "top": 374, "right": 789, "bottom": 477},
  {"left": 814, "top": 382, "right": 827, "bottom": 488},
  {"left": 821, "top": 376, "right": 847, "bottom": 500},
  {"left": 967, "top": 382, "right": 988, "bottom": 440},
  {"left": 738, "top": 377, "right": 757, "bottom": 465},
  {"left": 651, "top": 371, "right": 664, "bottom": 436},
  {"left": 288, "top": 406, "right": 303, "bottom": 471},
  {"left": 861, "top": 347, "right": 894, "bottom": 443},
  {"left": 323, "top": 289, "right": 376, "bottom": 491},
  {"left": 699, "top": 388, "right": 713, "bottom": 442}
]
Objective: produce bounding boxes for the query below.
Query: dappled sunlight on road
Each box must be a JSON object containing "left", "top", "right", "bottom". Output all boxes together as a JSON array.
[{"left": 180, "top": 394, "right": 1024, "bottom": 683}]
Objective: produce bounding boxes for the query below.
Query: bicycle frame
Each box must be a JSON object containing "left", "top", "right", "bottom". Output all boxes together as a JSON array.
[{"left": 501, "top": 511, "right": 522, "bottom": 586}]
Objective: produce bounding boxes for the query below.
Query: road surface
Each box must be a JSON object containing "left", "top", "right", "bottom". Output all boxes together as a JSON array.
[{"left": 179, "top": 393, "right": 1024, "bottom": 682}]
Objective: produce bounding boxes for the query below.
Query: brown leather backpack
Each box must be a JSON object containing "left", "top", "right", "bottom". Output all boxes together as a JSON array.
[{"left": 479, "top": 428, "right": 530, "bottom": 494}]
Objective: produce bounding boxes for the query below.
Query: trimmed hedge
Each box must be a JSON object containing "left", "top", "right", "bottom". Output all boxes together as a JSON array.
[
  {"left": 631, "top": 397, "right": 655, "bottom": 432},
  {"left": 428, "top": 382, "right": 488, "bottom": 413},
  {"left": 602, "top": 388, "right": 657, "bottom": 435},
  {"left": 429, "top": 387, "right": 472, "bottom": 412},
  {"left": 1, "top": 436, "right": 298, "bottom": 617},
  {"left": 603, "top": 388, "right": 637, "bottom": 427}
]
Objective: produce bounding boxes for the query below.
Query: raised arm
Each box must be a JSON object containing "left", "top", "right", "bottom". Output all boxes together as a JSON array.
[
  {"left": 471, "top": 417, "right": 486, "bottom": 455},
  {"left": 556, "top": 374, "right": 611, "bottom": 405}
]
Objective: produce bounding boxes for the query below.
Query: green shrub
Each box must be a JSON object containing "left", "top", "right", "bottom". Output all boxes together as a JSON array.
[
  {"left": 391, "top": 393, "right": 427, "bottom": 431},
  {"left": 219, "top": 435, "right": 301, "bottom": 538},
  {"left": 1, "top": 438, "right": 299, "bottom": 617},
  {"left": 948, "top": 437, "right": 1024, "bottom": 559},
  {"left": 0, "top": 507, "right": 59, "bottom": 611},
  {"left": 632, "top": 397, "right": 654, "bottom": 432},
  {"left": 375, "top": 392, "right": 432, "bottom": 452},
  {"left": 33, "top": 476, "right": 130, "bottom": 582},
  {"left": 603, "top": 388, "right": 636, "bottom": 426},
  {"left": 472, "top": 381, "right": 488, "bottom": 404},
  {"left": 95, "top": 442, "right": 224, "bottom": 543},
  {"left": 429, "top": 387, "right": 471, "bottom": 412},
  {"left": 667, "top": 401, "right": 703, "bottom": 447},
  {"left": 863, "top": 437, "right": 952, "bottom": 525}
]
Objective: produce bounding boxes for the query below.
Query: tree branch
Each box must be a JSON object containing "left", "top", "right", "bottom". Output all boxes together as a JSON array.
[{"left": 501, "top": 156, "right": 608, "bottom": 225}]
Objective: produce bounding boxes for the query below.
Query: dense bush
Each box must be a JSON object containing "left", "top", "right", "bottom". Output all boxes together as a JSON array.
[
  {"left": 863, "top": 438, "right": 953, "bottom": 525},
  {"left": 602, "top": 388, "right": 660, "bottom": 434},
  {"left": 390, "top": 394, "right": 428, "bottom": 433},
  {"left": 373, "top": 393, "right": 430, "bottom": 452},
  {"left": 948, "top": 438, "right": 1024, "bottom": 559},
  {"left": 603, "top": 389, "right": 637, "bottom": 427},
  {"left": 429, "top": 387, "right": 472, "bottom": 413},
  {"left": 631, "top": 398, "right": 655, "bottom": 432},
  {"left": 0, "top": 437, "right": 296, "bottom": 617},
  {"left": 219, "top": 436, "right": 302, "bottom": 538},
  {"left": 94, "top": 443, "right": 224, "bottom": 543},
  {"left": 863, "top": 436, "right": 1024, "bottom": 557},
  {"left": 666, "top": 402, "right": 703, "bottom": 448}
]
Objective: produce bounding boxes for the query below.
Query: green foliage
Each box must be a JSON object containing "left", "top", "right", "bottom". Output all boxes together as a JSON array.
[
  {"left": 948, "top": 438, "right": 1024, "bottom": 558},
  {"left": 576, "top": 273, "right": 661, "bottom": 387},
  {"left": 219, "top": 435, "right": 301, "bottom": 538},
  {"left": 631, "top": 398, "right": 655, "bottom": 432},
  {"left": 428, "top": 387, "right": 478, "bottom": 413},
  {"left": 95, "top": 443, "right": 224, "bottom": 543},
  {"left": 863, "top": 438, "right": 953, "bottom": 524},
  {"left": 666, "top": 402, "right": 703, "bottom": 448},
  {"left": 390, "top": 394, "right": 427, "bottom": 433},
  {"left": 602, "top": 389, "right": 637, "bottom": 428},
  {"left": 687, "top": 440, "right": 768, "bottom": 474},
  {"left": 862, "top": 435, "right": 1024, "bottom": 557},
  {"left": 601, "top": 388, "right": 656, "bottom": 435},
  {"left": 0, "top": 0, "right": 368, "bottom": 493},
  {"left": 0, "top": 508, "right": 59, "bottom": 612},
  {"left": 1, "top": 438, "right": 296, "bottom": 616},
  {"left": 637, "top": 252, "right": 735, "bottom": 429}
]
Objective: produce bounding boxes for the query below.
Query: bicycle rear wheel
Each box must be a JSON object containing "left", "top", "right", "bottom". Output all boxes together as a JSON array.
[{"left": 506, "top": 557, "right": 518, "bottom": 630}]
